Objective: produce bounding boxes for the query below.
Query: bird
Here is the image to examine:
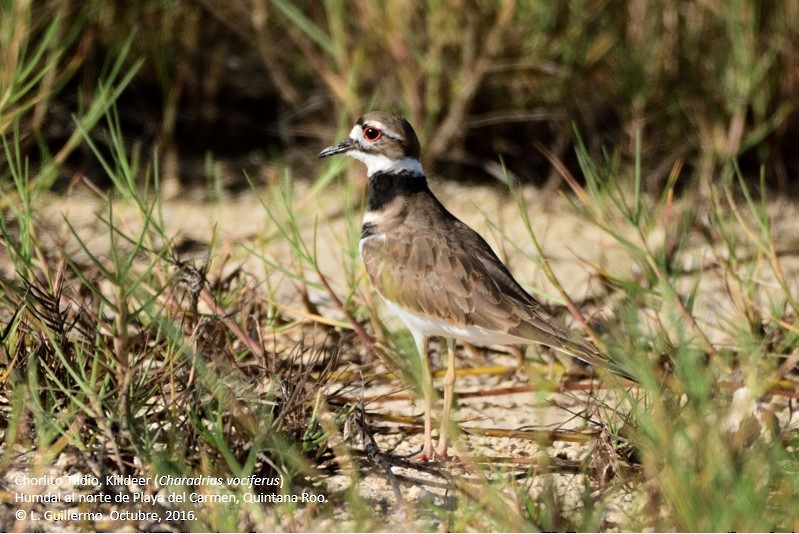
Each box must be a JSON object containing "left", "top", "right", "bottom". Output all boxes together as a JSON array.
[{"left": 319, "top": 111, "right": 607, "bottom": 461}]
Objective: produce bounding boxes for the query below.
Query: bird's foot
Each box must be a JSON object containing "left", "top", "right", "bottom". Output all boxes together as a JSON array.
[
  {"left": 408, "top": 443, "right": 436, "bottom": 462},
  {"left": 434, "top": 443, "right": 452, "bottom": 461},
  {"left": 408, "top": 445, "right": 457, "bottom": 462},
  {"left": 408, "top": 443, "right": 455, "bottom": 462},
  {"left": 408, "top": 447, "right": 435, "bottom": 462}
]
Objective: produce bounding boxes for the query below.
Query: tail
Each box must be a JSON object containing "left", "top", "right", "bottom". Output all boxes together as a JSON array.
[{"left": 558, "top": 336, "right": 634, "bottom": 382}]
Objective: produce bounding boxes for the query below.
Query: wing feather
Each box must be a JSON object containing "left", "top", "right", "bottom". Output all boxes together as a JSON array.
[{"left": 360, "top": 198, "right": 611, "bottom": 370}]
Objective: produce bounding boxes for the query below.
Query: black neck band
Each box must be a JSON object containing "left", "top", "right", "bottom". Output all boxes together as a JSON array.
[{"left": 366, "top": 170, "right": 428, "bottom": 211}]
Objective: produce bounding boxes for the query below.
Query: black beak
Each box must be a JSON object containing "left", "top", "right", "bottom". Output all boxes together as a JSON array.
[{"left": 318, "top": 139, "right": 354, "bottom": 159}]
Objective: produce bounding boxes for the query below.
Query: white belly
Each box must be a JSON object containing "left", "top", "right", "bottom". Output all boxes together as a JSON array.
[{"left": 383, "top": 300, "right": 526, "bottom": 346}]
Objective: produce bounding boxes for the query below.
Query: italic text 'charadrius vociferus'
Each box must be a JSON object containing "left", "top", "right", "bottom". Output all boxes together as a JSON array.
[{"left": 319, "top": 111, "right": 607, "bottom": 461}]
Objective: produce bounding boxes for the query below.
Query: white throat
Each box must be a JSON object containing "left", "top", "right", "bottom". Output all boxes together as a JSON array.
[{"left": 348, "top": 152, "right": 423, "bottom": 176}]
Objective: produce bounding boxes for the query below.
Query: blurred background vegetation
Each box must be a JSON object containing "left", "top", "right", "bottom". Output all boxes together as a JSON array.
[{"left": 3, "top": 0, "right": 798, "bottom": 194}]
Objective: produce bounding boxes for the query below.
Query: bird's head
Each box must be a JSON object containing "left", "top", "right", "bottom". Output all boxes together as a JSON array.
[{"left": 318, "top": 111, "right": 422, "bottom": 176}]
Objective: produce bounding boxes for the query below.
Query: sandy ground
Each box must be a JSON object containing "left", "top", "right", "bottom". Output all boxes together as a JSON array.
[
  {"left": 20, "top": 175, "right": 799, "bottom": 343},
  {"left": 2, "top": 175, "right": 799, "bottom": 530}
]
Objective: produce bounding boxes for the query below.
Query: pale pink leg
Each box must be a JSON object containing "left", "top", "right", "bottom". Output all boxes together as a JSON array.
[
  {"left": 410, "top": 336, "right": 435, "bottom": 461},
  {"left": 435, "top": 338, "right": 457, "bottom": 459}
]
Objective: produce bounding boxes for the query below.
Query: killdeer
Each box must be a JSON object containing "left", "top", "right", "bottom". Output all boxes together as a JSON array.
[{"left": 319, "top": 111, "right": 606, "bottom": 460}]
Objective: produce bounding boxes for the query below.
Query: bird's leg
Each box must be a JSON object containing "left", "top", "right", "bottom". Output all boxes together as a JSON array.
[
  {"left": 435, "top": 337, "right": 457, "bottom": 459},
  {"left": 411, "top": 336, "right": 435, "bottom": 461}
]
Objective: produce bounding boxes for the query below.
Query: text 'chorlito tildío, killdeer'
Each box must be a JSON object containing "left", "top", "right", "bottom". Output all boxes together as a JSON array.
[{"left": 319, "top": 111, "right": 610, "bottom": 461}]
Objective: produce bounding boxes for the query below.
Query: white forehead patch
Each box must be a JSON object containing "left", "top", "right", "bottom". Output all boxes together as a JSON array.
[{"left": 349, "top": 124, "right": 363, "bottom": 140}]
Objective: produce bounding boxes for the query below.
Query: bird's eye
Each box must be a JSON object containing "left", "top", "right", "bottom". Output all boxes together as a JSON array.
[{"left": 363, "top": 127, "right": 382, "bottom": 142}]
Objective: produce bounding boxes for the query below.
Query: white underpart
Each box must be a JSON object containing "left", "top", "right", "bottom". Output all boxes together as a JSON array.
[
  {"left": 349, "top": 152, "right": 423, "bottom": 176},
  {"left": 384, "top": 300, "right": 530, "bottom": 347},
  {"left": 359, "top": 211, "right": 386, "bottom": 257},
  {"left": 362, "top": 210, "right": 384, "bottom": 225}
]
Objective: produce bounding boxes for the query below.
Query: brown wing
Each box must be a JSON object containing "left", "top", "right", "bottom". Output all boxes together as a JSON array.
[{"left": 361, "top": 213, "right": 595, "bottom": 357}]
